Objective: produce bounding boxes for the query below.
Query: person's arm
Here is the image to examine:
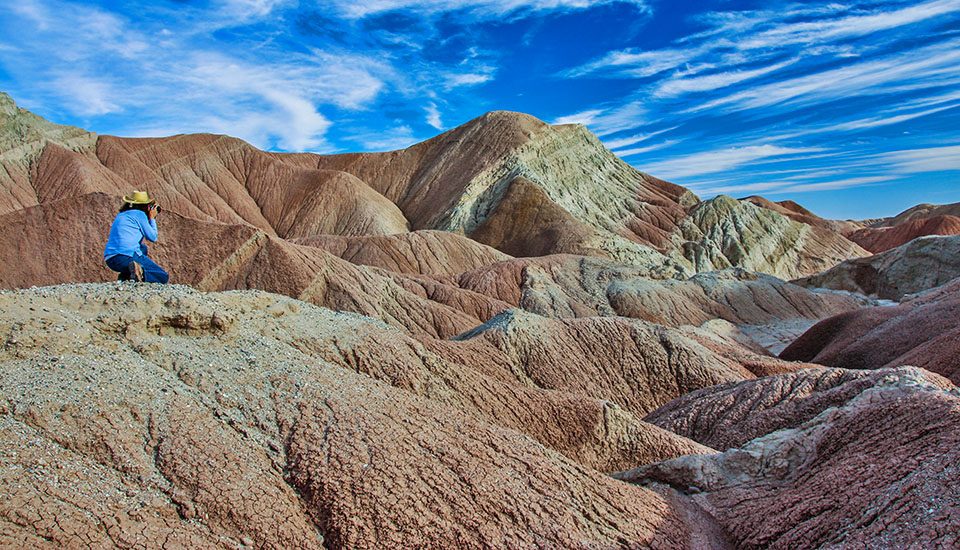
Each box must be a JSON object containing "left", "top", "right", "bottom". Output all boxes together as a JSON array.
[{"left": 136, "top": 210, "right": 159, "bottom": 242}]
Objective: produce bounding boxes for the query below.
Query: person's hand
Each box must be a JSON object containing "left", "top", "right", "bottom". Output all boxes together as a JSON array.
[{"left": 148, "top": 204, "right": 159, "bottom": 220}]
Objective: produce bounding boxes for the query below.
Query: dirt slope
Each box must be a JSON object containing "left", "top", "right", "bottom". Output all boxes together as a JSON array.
[{"left": 0, "top": 283, "right": 765, "bottom": 547}]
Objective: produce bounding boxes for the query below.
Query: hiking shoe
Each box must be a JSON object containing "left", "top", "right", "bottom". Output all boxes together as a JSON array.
[{"left": 128, "top": 261, "right": 145, "bottom": 282}]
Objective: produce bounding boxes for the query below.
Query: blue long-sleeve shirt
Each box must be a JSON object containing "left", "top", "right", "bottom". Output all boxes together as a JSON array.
[{"left": 103, "top": 210, "right": 158, "bottom": 260}]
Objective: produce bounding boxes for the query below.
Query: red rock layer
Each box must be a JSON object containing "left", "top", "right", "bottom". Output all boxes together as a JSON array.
[
  {"left": 644, "top": 366, "right": 952, "bottom": 450},
  {"left": 780, "top": 278, "right": 960, "bottom": 383},
  {"left": 880, "top": 201, "right": 960, "bottom": 226},
  {"left": 619, "top": 368, "right": 960, "bottom": 548},
  {"left": 95, "top": 134, "right": 410, "bottom": 238},
  {"left": 848, "top": 214, "right": 960, "bottom": 252},
  {"left": 293, "top": 230, "right": 510, "bottom": 276},
  {"left": 741, "top": 195, "right": 862, "bottom": 234}
]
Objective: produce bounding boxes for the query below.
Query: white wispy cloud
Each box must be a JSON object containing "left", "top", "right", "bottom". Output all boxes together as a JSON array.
[
  {"left": 0, "top": 0, "right": 397, "bottom": 151},
  {"left": 679, "top": 3, "right": 852, "bottom": 44},
  {"left": 691, "top": 175, "right": 896, "bottom": 196},
  {"left": 349, "top": 125, "right": 418, "bottom": 151},
  {"left": 612, "top": 139, "right": 678, "bottom": 158},
  {"left": 425, "top": 103, "right": 443, "bottom": 130},
  {"left": 329, "top": 0, "right": 649, "bottom": 19},
  {"left": 895, "top": 89, "right": 960, "bottom": 111},
  {"left": 879, "top": 144, "right": 960, "bottom": 173},
  {"left": 641, "top": 144, "right": 824, "bottom": 180},
  {"left": 50, "top": 73, "right": 120, "bottom": 116},
  {"left": 691, "top": 38, "right": 960, "bottom": 113},
  {"left": 562, "top": 47, "right": 699, "bottom": 79},
  {"left": 552, "top": 109, "right": 603, "bottom": 125},
  {"left": 777, "top": 176, "right": 897, "bottom": 193},
  {"left": 654, "top": 58, "right": 797, "bottom": 97},
  {"left": 825, "top": 102, "right": 960, "bottom": 132},
  {"left": 217, "top": 0, "right": 290, "bottom": 20},
  {"left": 552, "top": 102, "right": 647, "bottom": 136},
  {"left": 733, "top": 0, "right": 960, "bottom": 51},
  {"left": 554, "top": 0, "right": 960, "bottom": 170},
  {"left": 602, "top": 126, "right": 678, "bottom": 149},
  {"left": 568, "top": 0, "right": 959, "bottom": 83},
  {"left": 444, "top": 72, "right": 494, "bottom": 89},
  {"left": 9, "top": 0, "right": 50, "bottom": 30}
]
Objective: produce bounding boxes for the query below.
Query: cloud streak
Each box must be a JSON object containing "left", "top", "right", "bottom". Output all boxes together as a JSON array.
[
  {"left": 0, "top": 0, "right": 402, "bottom": 151},
  {"left": 641, "top": 144, "right": 824, "bottom": 180},
  {"left": 425, "top": 103, "right": 443, "bottom": 129},
  {"left": 691, "top": 38, "right": 960, "bottom": 113},
  {"left": 654, "top": 58, "right": 797, "bottom": 97},
  {"left": 328, "top": 0, "right": 649, "bottom": 19},
  {"left": 880, "top": 144, "right": 960, "bottom": 173}
]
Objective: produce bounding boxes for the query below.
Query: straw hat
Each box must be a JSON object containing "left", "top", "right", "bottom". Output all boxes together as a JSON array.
[{"left": 122, "top": 191, "right": 153, "bottom": 205}]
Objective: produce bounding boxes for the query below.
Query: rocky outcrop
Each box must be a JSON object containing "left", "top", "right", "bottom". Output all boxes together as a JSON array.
[
  {"left": 0, "top": 192, "right": 513, "bottom": 339},
  {"left": 678, "top": 195, "right": 869, "bottom": 280},
  {"left": 2, "top": 282, "right": 953, "bottom": 547},
  {"left": 619, "top": 368, "right": 960, "bottom": 548},
  {"left": 448, "top": 255, "right": 870, "bottom": 355},
  {"left": 468, "top": 175, "right": 611, "bottom": 259},
  {"left": 449, "top": 309, "right": 755, "bottom": 417},
  {"left": 0, "top": 191, "right": 870, "bottom": 348},
  {"left": 781, "top": 278, "right": 960, "bottom": 383},
  {"left": 0, "top": 193, "right": 866, "bottom": 354},
  {"left": 795, "top": 234, "right": 960, "bottom": 300}
]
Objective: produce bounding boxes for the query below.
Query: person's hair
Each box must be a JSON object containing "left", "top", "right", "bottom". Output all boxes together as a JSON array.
[{"left": 120, "top": 201, "right": 153, "bottom": 214}]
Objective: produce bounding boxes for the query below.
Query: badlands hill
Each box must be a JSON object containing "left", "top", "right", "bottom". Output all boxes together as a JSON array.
[
  {"left": 848, "top": 209, "right": 960, "bottom": 252},
  {"left": 2, "top": 90, "right": 960, "bottom": 547},
  {"left": 782, "top": 276, "right": 960, "bottom": 384},
  {"left": 795, "top": 234, "right": 960, "bottom": 300},
  {"left": 1, "top": 284, "right": 957, "bottom": 547},
  {"left": 1, "top": 91, "right": 872, "bottom": 282}
]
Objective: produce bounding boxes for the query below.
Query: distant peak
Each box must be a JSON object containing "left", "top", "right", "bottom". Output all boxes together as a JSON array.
[
  {"left": 482, "top": 110, "right": 543, "bottom": 121},
  {"left": 469, "top": 110, "right": 550, "bottom": 130},
  {"left": 776, "top": 199, "right": 816, "bottom": 217},
  {"left": 704, "top": 194, "right": 741, "bottom": 208}
]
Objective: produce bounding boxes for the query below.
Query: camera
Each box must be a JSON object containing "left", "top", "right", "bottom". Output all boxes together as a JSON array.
[{"left": 153, "top": 204, "right": 162, "bottom": 213}]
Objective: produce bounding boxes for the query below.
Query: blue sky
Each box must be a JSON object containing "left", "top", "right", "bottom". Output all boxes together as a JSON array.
[{"left": 1, "top": 0, "right": 959, "bottom": 219}]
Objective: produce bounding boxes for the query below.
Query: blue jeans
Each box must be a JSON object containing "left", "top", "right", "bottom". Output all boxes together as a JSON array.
[{"left": 105, "top": 254, "right": 169, "bottom": 284}]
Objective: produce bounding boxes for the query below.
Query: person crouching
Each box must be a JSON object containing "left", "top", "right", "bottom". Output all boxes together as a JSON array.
[{"left": 103, "top": 191, "right": 170, "bottom": 283}]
